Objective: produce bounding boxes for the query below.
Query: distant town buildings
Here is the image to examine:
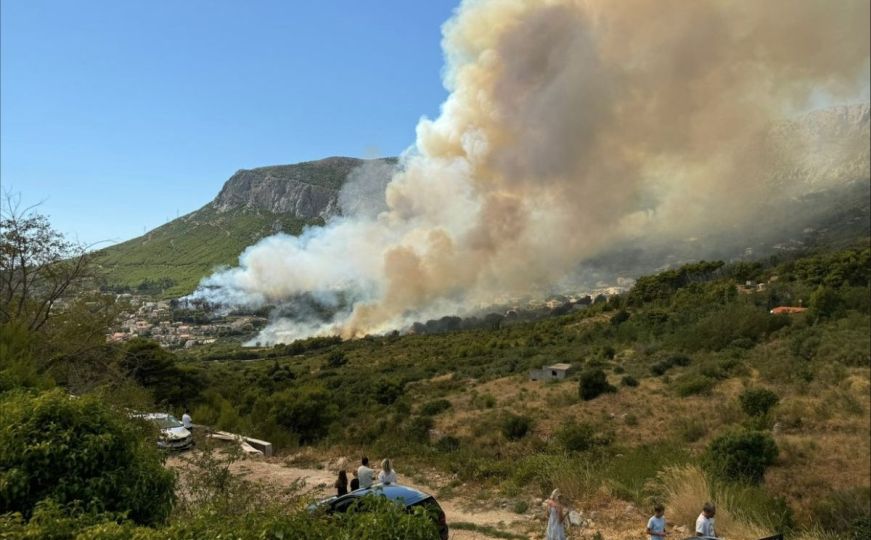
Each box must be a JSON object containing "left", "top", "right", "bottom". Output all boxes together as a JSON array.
[{"left": 105, "top": 294, "right": 264, "bottom": 348}]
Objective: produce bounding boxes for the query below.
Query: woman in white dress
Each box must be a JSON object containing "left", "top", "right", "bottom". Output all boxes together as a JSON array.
[
  {"left": 544, "top": 489, "right": 567, "bottom": 540},
  {"left": 378, "top": 458, "right": 397, "bottom": 484}
]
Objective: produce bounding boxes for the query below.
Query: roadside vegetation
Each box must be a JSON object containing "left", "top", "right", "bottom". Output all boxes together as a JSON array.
[{"left": 1, "top": 204, "right": 868, "bottom": 538}]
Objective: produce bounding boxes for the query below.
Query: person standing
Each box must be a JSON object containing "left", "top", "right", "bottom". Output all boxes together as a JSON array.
[
  {"left": 378, "top": 458, "right": 397, "bottom": 484},
  {"left": 182, "top": 409, "right": 193, "bottom": 432},
  {"left": 647, "top": 503, "right": 668, "bottom": 539},
  {"left": 544, "top": 488, "right": 567, "bottom": 540},
  {"left": 357, "top": 456, "right": 374, "bottom": 489},
  {"left": 695, "top": 502, "right": 717, "bottom": 539},
  {"left": 335, "top": 470, "right": 349, "bottom": 497}
]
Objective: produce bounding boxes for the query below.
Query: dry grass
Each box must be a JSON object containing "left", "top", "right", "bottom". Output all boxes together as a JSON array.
[{"left": 654, "top": 465, "right": 771, "bottom": 540}]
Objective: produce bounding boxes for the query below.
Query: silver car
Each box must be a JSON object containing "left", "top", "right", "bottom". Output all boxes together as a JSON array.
[{"left": 139, "top": 413, "right": 193, "bottom": 451}]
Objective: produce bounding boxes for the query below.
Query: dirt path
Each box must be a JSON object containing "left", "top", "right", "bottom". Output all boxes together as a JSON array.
[
  {"left": 167, "top": 451, "right": 643, "bottom": 540},
  {"left": 168, "top": 452, "right": 539, "bottom": 539}
]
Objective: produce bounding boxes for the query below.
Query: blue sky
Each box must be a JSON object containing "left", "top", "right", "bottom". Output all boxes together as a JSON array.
[{"left": 1, "top": 0, "right": 457, "bottom": 246}]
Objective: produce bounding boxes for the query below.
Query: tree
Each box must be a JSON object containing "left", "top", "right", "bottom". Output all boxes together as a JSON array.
[
  {"left": 0, "top": 389, "right": 176, "bottom": 525},
  {"left": 119, "top": 338, "right": 202, "bottom": 406},
  {"left": 0, "top": 199, "right": 119, "bottom": 388},
  {"left": 270, "top": 385, "right": 337, "bottom": 443},
  {"left": 579, "top": 368, "right": 617, "bottom": 401},
  {"left": 808, "top": 286, "right": 840, "bottom": 322},
  {"left": 0, "top": 197, "right": 92, "bottom": 332}
]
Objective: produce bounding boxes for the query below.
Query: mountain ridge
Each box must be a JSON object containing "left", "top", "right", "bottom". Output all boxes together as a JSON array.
[{"left": 93, "top": 103, "right": 869, "bottom": 298}]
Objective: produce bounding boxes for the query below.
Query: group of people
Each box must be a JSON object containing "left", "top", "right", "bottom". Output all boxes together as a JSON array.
[
  {"left": 544, "top": 490, "right": 719, "bottom": 540},
  {"left": 334, "top": 456, "right": 398, "bottom": 496},
  {"left": 645, "top": 501, "right": 717, "bottom": 539}
]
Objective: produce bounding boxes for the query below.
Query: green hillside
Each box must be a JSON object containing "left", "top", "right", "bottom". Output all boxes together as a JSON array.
[
  {"left": 93, "top": 206, "right": 319, "bottom": 297},
  {"left": 93, "top": 156, "right": 398, "bottom": 297}
]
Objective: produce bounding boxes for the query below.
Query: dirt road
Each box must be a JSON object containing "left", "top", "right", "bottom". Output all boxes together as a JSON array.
[{"left": 168, "top": 451, "right": 539, "bottom": 539}]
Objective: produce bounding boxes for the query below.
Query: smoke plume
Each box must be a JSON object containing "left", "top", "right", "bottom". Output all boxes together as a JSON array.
[{"left": 195, "top": 0, "right": 871, "bottom": 344}]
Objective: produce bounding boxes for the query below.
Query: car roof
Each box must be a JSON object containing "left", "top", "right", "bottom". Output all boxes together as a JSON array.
[{"left": 335, "top": 483, "right": 431, "bottom": 506}]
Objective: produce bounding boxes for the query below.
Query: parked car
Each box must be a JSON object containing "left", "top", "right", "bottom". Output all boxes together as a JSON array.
[
  {"left": 310, "top": 483, "right": 448, "bottom": 540},
  {"left": 136, "top": 413, "right": 193, "bottom": 451}
]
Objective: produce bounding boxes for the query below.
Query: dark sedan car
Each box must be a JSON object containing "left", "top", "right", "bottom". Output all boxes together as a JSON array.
[{"left": 311, "top": 483, "right": 448, "bottom": 540}]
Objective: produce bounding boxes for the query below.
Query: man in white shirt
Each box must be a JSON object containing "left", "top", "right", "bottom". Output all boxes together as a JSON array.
[
  {"left": 695, "top": 502, "right": 717, "bottom": 539},
  {"left": 357, "top": 456, "right": 374, "bottom": 489},
  {"left": 182, "top": 410, "right": 193, "bottom": 431}
]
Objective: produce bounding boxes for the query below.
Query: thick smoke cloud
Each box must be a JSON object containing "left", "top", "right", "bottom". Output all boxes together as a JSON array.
[{"left": 194, "top": 0, "right": 870, "bottom": 344}]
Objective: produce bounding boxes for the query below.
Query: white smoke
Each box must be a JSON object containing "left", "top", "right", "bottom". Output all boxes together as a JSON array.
[{"left": 192, "top": 0, "right": 871, "bottom": 344}]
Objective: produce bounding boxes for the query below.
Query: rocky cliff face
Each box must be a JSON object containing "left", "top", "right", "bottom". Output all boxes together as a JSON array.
[{"left": 211, "top": 156, "right": 396, "bottom": 220}]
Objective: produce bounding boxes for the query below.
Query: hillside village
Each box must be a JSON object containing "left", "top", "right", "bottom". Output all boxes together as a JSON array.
[{"left": 105, "top": 294, "right": 267, "bottom": 348}]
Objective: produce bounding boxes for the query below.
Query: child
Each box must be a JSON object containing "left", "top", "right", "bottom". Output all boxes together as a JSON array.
[
  {"left": 350, "top": 469, "right": 360, "bottom": 491},
  {"left": 646, "top": 503, "right": 668, "bottom": 540}
]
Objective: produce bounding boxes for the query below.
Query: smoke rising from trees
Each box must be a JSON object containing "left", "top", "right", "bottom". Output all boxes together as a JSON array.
[{"left": 193, "top": 0, "right": 871, "bottom": 343}]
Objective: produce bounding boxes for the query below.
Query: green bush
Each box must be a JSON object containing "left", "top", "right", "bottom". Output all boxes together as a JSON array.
[
  {"left": 270, "top": 385, "right": 337, "bottom": 443},
  {"left": 407, "top": 416, "right": 434, "bottom": 443},
  {"left": 739, "top": 387, "right": 779, "bottom": 417},
  {"left": 434, "top": 436, "right": 460, "bottom": 453},
  {"left": 703, "top": 430, "right": 778, "bottom": 483},
  {"left": 610, "top": 310, "right": 630, "bottom": 326},
  {"left": 578, "top": 369, "right": 616, "bottom": 401},
  {"left": 650, "top": 361, "right": 672, "bottom": 376},
  {"left": 501, "top": 414, "right": 533, "bottom": 440},
  {"left": 554, "top": 422, "right": 610, "bottom": 452},
  {"left": 620, "top": 375, "right": 639, "bottom": 387},
  {"left": 0, "top": 389, "right": 175, "bottom": 525},
  {"left": 419, "top": 399, "right": 452, "bottom": 416},
  {"left": 673, "top": 374, "right": 715, "bottom": 397},
  {"left": 374, "top": 380, "right": 404, "bottom": 405}
]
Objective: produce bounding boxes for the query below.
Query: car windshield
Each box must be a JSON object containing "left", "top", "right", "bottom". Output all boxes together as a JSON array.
[{"left": 152, "top": 415, "right": 183, "bottom": 429}]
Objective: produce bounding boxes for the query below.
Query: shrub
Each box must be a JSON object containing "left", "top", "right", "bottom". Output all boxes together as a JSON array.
[
  {"left": 325, "top": 351, "right": 348, "bottom": 368},
  {"left": 555, "top": 422, "right": 596, "bottom": 452},
  {"left": 703, "top": 430, "right": 778, "bottom": 483},
  {"left": 512, "top": 500, "right": 529, "bottom": 514},
  {"left": 374, "top": 380, "right": 405, "bottom": 405},
  {"left": 270, "top": 385, "right": 338, "bottom": 443},
  {"left": 578, "top": 369, "right": 617, "bottom": 401},
  {"left": 501, "top": 414, "right": 533, "bottom": 440},
  {"left": 673, "top": 374, "right": 715, "bottom": 397},
  {"left": 434, "top": 436, "right": 460, "bottom": 453},
  {"left": 407, "top": 416, "right": 434, "bottom": 443},
  {"left": 610, "top": 310, "right": 630, "bottom": 326},
  {"left": 620, "top": 375, "right": 639, "bottom": 387},
  {"left": 650, "top": 361, "right": 672, "bottom": 376},
  {"left": 675, "top": 418, "right": 707, "bottom": 442},
  {"left": 739, "top": 387, "right": 779, "bottom": 417},
  {"left": 419, "top": 399, "right": 452, "bottom": 416},
  {"left": 668, "top": 354, "right": 692, "bottom": 367},
  {"left": 0, "top": 389, "right": 175, "bottom": 525}
]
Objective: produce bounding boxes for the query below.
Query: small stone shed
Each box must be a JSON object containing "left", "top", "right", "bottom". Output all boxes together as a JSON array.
[{"left": 529, "top": 362, "right": 574, "bottom": 381}]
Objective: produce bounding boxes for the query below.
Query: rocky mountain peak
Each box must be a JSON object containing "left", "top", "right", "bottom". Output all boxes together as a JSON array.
[{"left": 211, "top": 156, "right": 396, "bottom": 220}]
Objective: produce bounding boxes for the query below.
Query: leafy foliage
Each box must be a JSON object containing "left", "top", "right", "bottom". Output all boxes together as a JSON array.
[
  {"left": 578, "top": 368, "right": 616, "bottom": 400},
  {"left": 739, "top": 387, "right": 780, "bottom": 417},
  {"left": 419, "top": 399, "right": 452, "bottom": 416},
  {"left": 0, "top": 389, "right": 175, "bottom": 525},
  {"left": 270, "top": 385, "right": 337, "bottom": 443},
  {"left": 703, "top": 430, "right": 778, "bottom": 484},
  {"left": 555, "top": 422, "right": 610, "bottom": 452},
  {"left": 501, "top": 413, "right": 533, "bottom": 440}
]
